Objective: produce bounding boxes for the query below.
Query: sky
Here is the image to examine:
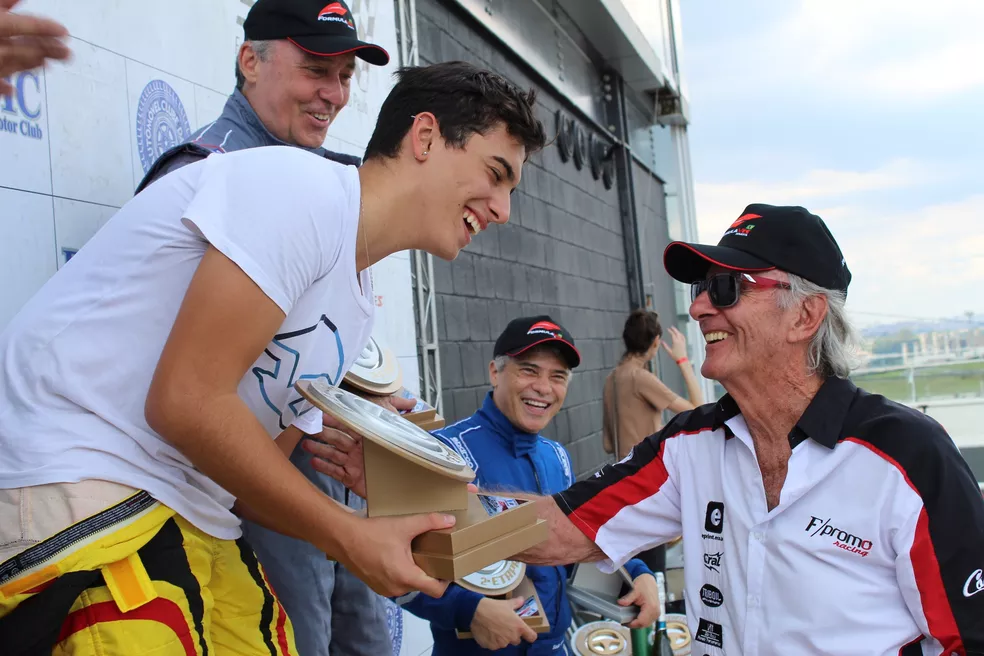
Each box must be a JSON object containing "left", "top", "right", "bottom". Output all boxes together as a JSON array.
[{"left": 679, "top": 0, "right": 984, "bottom": 328}]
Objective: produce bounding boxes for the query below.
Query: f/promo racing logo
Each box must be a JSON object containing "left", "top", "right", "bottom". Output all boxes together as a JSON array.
[{"left": 806, "top": 516, "right": 873, "bottom": 557}]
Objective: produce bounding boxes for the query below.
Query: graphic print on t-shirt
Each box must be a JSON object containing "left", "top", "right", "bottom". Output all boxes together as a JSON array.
[{"left": 252, "top": 314, "right": 345, "bottom": 430}]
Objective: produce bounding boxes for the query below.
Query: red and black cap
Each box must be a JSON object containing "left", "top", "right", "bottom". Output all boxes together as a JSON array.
[
  {"left": 663, "top": 203, "right": 852, "bottom": 293},
  {"left": 244, "top": 0, "right": 390, "bottom": 66},
  {"left": 494, "top": 316, "right": 581, "bottom": 369}
]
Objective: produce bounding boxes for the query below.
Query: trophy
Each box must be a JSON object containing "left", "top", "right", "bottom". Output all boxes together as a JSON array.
[
  {"left": 343, "top": 334, "right": 446, "bottom": 431},
  {"left": 343, "top": 335, "right": 403, "bottom": 396},
  {"left": 295, "top": 379, "right": 547, "bottom": 580}
]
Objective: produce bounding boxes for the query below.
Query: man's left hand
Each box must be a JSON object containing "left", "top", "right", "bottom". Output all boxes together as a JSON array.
[
  {"left": 619, "top": 572, "right": 660, "bottom": 629},
  {"left": 303, "top": 391, "right": 416, "bottom": 498}
]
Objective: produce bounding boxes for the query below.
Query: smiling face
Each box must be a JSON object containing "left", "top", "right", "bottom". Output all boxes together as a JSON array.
[
  {"left": 239, "top": 40, "right": 355, "bottom": 148},
  {"left": 691, "top": 267, "right": 793, "bottom": 385},
  {"left": 411, "top": 121, "right": 526, "bottom": 260},
  {"left": 489, "top": 347, "right": 571, "bottom": 434}
]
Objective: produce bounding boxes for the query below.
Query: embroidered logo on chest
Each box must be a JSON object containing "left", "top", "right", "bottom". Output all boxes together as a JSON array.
[{"left": 805, "top": 516, "right": 873, "bottom": 557}]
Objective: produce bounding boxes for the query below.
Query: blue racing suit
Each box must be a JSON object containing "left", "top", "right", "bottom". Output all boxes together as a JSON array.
[{"left": 404, "top": 393, "right": 651, "bottom": 655}]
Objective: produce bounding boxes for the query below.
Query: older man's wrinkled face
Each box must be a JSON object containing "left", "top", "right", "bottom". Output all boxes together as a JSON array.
[
  {"left": 240, "top": 40, "right": 355, "bottom": 148},
  {"left": 690, "top": 267, "right": 793, "bottom": 385},
  {"left": 489, "top": 348, "right": 570, "bottom": 434}
]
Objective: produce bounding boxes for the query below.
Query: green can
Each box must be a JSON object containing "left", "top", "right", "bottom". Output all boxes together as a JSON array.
[{"left": 629, "top": 626, "right": 653, "bottom": 656}]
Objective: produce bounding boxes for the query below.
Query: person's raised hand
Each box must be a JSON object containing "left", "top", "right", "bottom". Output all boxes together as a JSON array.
[{"left": 0, "top": 0, "right": 71, "bottom": 96}]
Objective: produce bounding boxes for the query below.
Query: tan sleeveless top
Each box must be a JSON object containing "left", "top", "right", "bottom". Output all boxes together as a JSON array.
[{"left": 602, "top": 362, "right": 677, "bottom": 460}]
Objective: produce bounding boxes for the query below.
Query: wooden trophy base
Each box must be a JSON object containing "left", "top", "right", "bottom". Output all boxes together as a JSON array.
[
  {"left": 403, "top": 406, "right": 447, "bottom": 432},
  {"left": 410, "top": 493, "right": 547, "bottom": 581},
  {"left": 456, "top": 576, "right": 550, "bottom": 639},
  {"left": 292, "top": 380, "right": 544, "bottom": 581},
  {"left": 364, "top": 438, "right": 468, "bottom": 517}
]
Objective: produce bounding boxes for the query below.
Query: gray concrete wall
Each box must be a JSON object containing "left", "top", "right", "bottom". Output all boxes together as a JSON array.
[
  {"left": 419, "top": 0, "right": 666, "bottom": 479},
  {"left": 633, "top": 160, "right": 685, "bottom": 397}
]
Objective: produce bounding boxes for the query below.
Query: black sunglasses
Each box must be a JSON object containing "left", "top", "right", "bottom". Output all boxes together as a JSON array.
[{"left": 691, "top": 272, "right": 791, "bottom": 308}]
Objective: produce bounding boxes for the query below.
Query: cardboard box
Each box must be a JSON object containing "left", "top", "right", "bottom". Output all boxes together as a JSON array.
[
  {"left": 364, "top": 438, "right": 469, "bottom": 517},
  {"left": 410, "top": 495, "right": 547, "bottom": 580},
  {"left": 403, "top": 407, "right": 437, "bottom": 424},
  {"left": 456, "top": 576, "right": 551, "bottom": 639},
  {"left": 412, "top": 417, "right": 446, "bottom": 432},
  {"left": 294, "top": 380, "right": 545, "bottom": 581},
  {"left": 413, "top": 519, "right": 547, "bottom": 581},
  {"left": 412, "top": 494, "right": 539, "bottom": 553},
  {"left": 403, "top": 407, "right": 446, "bottom": 432}
]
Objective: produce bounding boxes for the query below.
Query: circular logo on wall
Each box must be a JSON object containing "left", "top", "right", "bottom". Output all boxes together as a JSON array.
[
  {"left": 384, "top": 599, "right": 403, "bottom": 656},
  {"left": 136, "top": 79, "right": 191, "bottom": 173}
]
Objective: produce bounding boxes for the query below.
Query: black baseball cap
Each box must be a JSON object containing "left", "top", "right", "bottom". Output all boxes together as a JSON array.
[
  {"left": 244, "top": 0, "right": 390, "bottom": 66},
  {"left": 494, "top": 316, "right": 581, "bottom": 369},
  {"left": 663, "top": 203, "right": 851, "bottom": 293}
]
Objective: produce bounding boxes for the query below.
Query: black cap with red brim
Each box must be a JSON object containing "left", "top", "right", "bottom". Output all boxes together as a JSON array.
[
  {"left": 245, "top": 0, "right": 390, "bottom": 66},
  {"left": 494, "top": 316, "right": 581, "bottom": 369},
  {"left": 663, "top": 203, "right": 852, "bottom": 293},
  {"left": 663, "top": 241, "right": 775, "bottom": 284}
]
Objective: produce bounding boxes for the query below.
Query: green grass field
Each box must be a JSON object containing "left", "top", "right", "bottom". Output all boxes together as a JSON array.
[{"left": 851, "top": 360, "right": 984, "bottom": 402}]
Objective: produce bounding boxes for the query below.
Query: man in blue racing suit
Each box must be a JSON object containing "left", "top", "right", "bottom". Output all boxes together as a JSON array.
[{"left": 403, "top": 316, "right": 660, "bottom": 654}]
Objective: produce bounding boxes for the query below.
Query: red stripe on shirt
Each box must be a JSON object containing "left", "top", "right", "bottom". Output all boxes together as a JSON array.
[
  {"left": 57, "top": 598, "right": 198, "bottom": 656},
  {"left": 569, "top": 429, "right": 701, "bottom": 540},
  {"left": 844, "top": 437, "right": 964, "bottom": 654}
]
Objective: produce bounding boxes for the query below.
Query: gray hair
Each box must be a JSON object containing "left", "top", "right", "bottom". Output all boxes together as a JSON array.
[
  {"left": 776, "top": 273, "right": 861, "bottom": 378},
  {"left": 235, "top": 40, "right": 276, "bottom": 90},
  {"left": 492, "top": 352, "right": 573, "bottom": 381}
]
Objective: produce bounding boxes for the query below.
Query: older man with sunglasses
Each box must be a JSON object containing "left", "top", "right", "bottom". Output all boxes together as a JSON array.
[{"left": 513, "top": 204, "right": 984, "bottom": 655}]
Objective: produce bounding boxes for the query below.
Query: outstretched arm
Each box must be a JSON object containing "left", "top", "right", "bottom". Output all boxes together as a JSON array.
[{"left": 513, "top": 494, "right": 606, "bottom": 566}]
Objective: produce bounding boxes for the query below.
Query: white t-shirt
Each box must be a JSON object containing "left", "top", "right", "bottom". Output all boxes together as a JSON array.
[{"left": 0, "top": 146, "right": 374, "bottom": 539}]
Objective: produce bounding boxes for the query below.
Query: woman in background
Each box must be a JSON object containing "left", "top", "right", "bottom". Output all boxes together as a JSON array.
[{"left": 603, "top": 310, "right": 704, "bottom": 460}]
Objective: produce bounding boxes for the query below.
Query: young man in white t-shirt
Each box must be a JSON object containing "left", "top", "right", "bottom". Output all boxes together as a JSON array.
[{"left": 0, "top": 61, "right": 545, "bottom": 655}]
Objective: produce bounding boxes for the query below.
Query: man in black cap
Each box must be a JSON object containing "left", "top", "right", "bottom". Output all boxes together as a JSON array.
[
  {"left": 136, "top": 0, "right": 388, "bottom": 190},
  {"left": 506, "top": 205, "right": 984, "bottom": 654},
  {"left": 309, "top": 316, "right": 661, "bottom": 654},
  {"left": 137, "top": 3, "right": 396, "bottom": 655}
]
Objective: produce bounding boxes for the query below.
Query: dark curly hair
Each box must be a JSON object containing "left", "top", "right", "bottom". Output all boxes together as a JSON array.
[{"left": 364, "top": 61, "right": 546, "bottom": 161}]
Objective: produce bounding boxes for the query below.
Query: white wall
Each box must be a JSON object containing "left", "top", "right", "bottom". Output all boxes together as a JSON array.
[
  {"left": 0, "top": 0, "right": 419, "bottom": 379},
  {"left": 1, "top": 0, "right": 428, "bottom": 653}
]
